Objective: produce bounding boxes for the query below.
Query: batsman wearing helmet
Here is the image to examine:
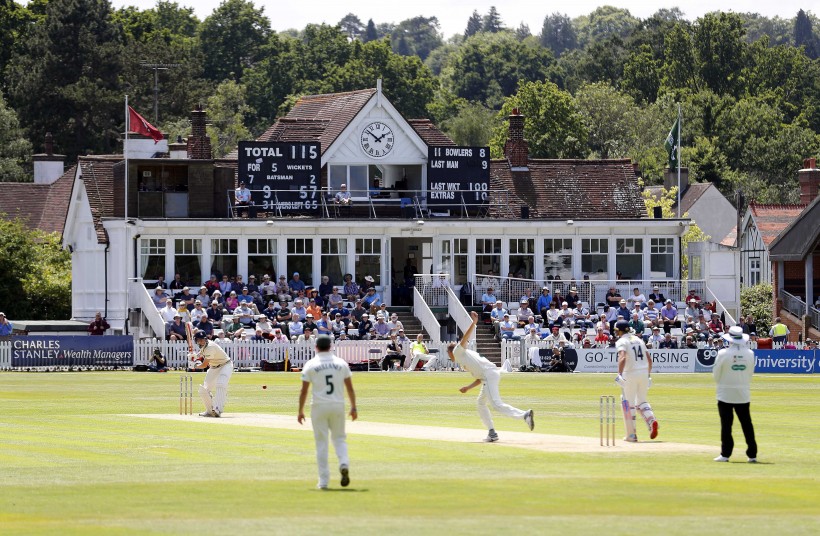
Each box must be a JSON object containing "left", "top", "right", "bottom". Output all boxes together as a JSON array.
[
  {"left": 191, "top": 331, "right": 233, "bottom": 417},
  {"left": 614, "top": 320, "right": 659, "bottom": 442}
]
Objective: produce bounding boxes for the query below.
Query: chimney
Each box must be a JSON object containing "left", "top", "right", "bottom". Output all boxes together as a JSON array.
[
  {"left": 798, "top": 157, "right": 819, "bottom": 204},
  {"left": 186, "top": 104, "right": 212, "bottom": 160},
  {"left": 32, "top": 132, "right": 66, "bottom": 185},
  {"left": 663, "top": 167, "right": 689, "bottom": 193},
  {"left": 503, "top": 108, "right": 529, "bottom": 169}
]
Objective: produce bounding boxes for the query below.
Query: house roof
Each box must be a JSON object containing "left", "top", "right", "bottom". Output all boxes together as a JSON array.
[
  {"left": 223, "top": 89, "right": 377, "bottom": 160},
  {"left": 407, "top": 119, "right": 455, "bottom": 147},
  {"left": 644, "top": 181, "right": 713, "bottom": 214},
  {"left": 489, "top": 159, "right": 646, "bottom": 219},
  {"left": 748, "top": 202, "right": 808, "bottom": 248},
  {"left": 0, "top": 165, "right": 76, "bottom": 236},
  {"left": 77, "top": 156, "right": 124, "bottom": 244},
  {"left": 769, "top": 196, "right": 820, "bottom": 261}
]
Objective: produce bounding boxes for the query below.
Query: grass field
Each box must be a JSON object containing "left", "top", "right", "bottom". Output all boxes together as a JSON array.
[{"left": 0, "top": 371, "right": 818, "bottom": 535}]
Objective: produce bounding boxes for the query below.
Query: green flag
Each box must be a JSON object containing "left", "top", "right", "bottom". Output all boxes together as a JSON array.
[{"left": 664, "top": 117, "right": 679, "bottom": 168}]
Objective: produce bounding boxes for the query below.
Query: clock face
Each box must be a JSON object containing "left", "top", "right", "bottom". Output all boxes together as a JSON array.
[{"left": 360, "top": 121, "right": 395, "bottom": 159}]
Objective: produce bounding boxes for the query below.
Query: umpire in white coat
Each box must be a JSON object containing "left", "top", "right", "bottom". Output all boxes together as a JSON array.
[{"left": 712, "top": 326, "right": 758, "bottom": 463}]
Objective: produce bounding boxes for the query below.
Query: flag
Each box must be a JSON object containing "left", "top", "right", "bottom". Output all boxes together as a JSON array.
[
  {"left": 128, "top": 106, "right": 163, "bottom": 143},
  {"left": 664, "top": 116, "right": 679, "bottom": 168}
]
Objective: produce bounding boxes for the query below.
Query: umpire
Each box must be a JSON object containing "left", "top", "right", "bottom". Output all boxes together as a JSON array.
[{"left": 712, "top": 326, "right": 758, "bottom": 463}]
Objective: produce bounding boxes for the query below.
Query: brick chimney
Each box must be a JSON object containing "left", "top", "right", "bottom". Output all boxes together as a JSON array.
[
  {"left": 798, "top": 157, "right": 819, "bottom": 204},
  {"left": 32, "top": 132, "right": 66, "bottom": 185},
  {"left": 503, "top": 108, "right": 529, "bottom": 168},
  {"left": 186, "top": 104, "right": 212, "bottom": 160}
]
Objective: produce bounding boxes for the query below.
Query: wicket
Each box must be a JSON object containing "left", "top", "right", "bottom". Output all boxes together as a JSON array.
[
  {"left": 179, "top": 375, "right": 193, "bottom": 415},
  {"left": 599, "top": 395, "right": 616, "bottom": 446}
]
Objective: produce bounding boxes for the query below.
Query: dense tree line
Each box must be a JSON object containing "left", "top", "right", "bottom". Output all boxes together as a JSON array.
[{"left": 1, "top": 1, "right": 819, "bottom": 203}]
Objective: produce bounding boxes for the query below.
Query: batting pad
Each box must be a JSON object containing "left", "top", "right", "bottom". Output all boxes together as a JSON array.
[
  {"left": 213, "top": 386, "right": 228, "bottom": 413},
  {"left": 198, "top": 384, "right": 213, "bottom": 412}
]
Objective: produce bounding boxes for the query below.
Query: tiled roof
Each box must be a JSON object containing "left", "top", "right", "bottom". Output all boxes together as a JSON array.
[
  {"left": 222, "top": 88, "right": 376, "bottom": 160},
  {"left": 644, "top": 182, "right": 712, "bottom": 213},
  {"left": 407, "top": 119, "right": 455, "bottom": 147},
  {"left": 78, "top": 156, "right": 123, "bottom": 244},
  {"left": 749, "top": 202, "right": 808, "bottom": 247},
  {"left": 0, "top": 165, "right": 76, "bottom": 236},
  {"left": 489, "top": 159, "right": 646, "bottom": 219}
]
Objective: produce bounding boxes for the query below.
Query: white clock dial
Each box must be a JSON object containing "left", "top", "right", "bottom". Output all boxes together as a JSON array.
[{"left": 360, "top": 121, "right": 395, "bottom": 159}]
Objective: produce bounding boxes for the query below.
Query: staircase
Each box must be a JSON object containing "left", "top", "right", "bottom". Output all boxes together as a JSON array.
[
  {"left": 474, "top": 319, "right": 503, "bottom": 365},
  {"left": 390, "top": 306, "right": 429, "bottom": 339}
]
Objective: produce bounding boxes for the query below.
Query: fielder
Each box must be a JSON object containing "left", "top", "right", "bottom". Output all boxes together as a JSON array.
[
  {"left": 614, "top": 321, "right": 659, "bottom": 442},
  {"left": 712, "top": 326, "right": 758, "bottom": 463},
  {"left": 190, "top": 331, "right": 233, "bottom": 417},
  {"left": 447, "top": 311, "right": 534, "bottom": 442},
  {"left": 298, "top": 335, "right": 358, "bottom": 490}
]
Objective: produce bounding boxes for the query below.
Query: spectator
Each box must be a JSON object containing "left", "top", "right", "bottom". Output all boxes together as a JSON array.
[
  {"left": 218, "top": 275, "right": 232, "bottom": 296},
  {"left": 574, "top": 303, "right": 596, "bottom": 329},
  {"left": 769, "top": 317, "right": 789, "bottom": 344},
  {"left": 616, "top": 299, "right": 631, "bottom": 322},
  {"left": 255, "top": 315, "right": 273, "bottom": 338},
  {"left": 649, "top": 285, "right": 667, "bottom": 305},
  {"left": 407, "top": 334, "right": 435, "bottom": 371},
  {"left": 234, "top": 181, "right": 251, "bottom": 216},
  {"left": 684, "top": 331, "right": 698, "bottom": 348},
  {"left": 308, "top": 288, "right": 324, "bottom": 309},
  {"left": 709, "top": 315, "right": 724, "bottom": 336},
  {"left": 160, "top": 298, "right": 178, "bottom": 323},
  {"left": 331, "top": 314, "right": 346, "bottom": 338},
  {"left": 0, "top": 312, "right": 13, "bottom": 337},
  {"left": 545, "top": 302, "right": 561, "bottom": 328},
  {"left": 361, "top": 275, "right": 376, "bottom": 296},
  {"left": 334, "top": 183, "right": 352, "bottom": 206},
  {"left": 350, "top": 300, "right": 367, "bottom": 323},
  {"left": 190, "top": 301, "right": 207, "bottom": 324},
  {"left": 498, "top": 314, "right": 518, "bottom": 341},
  {"left": 628, "top": 313, "right": 645, "bottom": 338},
  {"left": 291, "top": 299, "right": 307, "bottom": 321},
  {"left": 388, "top": 314, "right": 403, "bottom": 336},
  {"left": 259, "top": 274, "right": 276, "bottom": 302},
  {"left": 303, "top": 313, "right": 318, "bottom": 333},
  {"left": 382, "top": 334, "right": 406, "bottom": 370},
  {"left": 152, "top": 287, "right": 169, "bottom": 309},
  {"left": 536, "top": 287, "right": 552, "bottom": 318},
  {"left": 87, "top": 312, "right": 109, "bottom": 335},
  {"left": 342, "top": 274, "right": 360, "bottom": 301},
  {"left": 644, "top": 300, "right": 660, "bottom": 323},
  {"left": 490, "top": 301, "right": 507, "bottom": 326},
  {"left": 659, "top": 332, "right": 678, "bottom": 349},
  {"left": 297, "top": 327, "right": 316, "bottom": 344},
  {"left": 543, "top": 326, "right": 566, "bottom": 348},
  {"left": 288, "top": 317, "right": 305, "bottom": 340},
  {"left": 693, "top": 314, "right": 709, "bottom": 340},
  {"left": 357, "top": 314, "right": 373, "bottom": 340},
  {"left": 373, "top": 315, "right": 391, "bottom": 339},
  {"left": 522, "top": 315, "right": 541, "bottom": 335},
  {"left": 195, "top": 286, "right": 211, "bottom": 307},
  {"left": 274, "top": 275, "right": 290, "bottom": 302},
  {"left": 148, "top": 348, "right": 168, "bottom": 372},
  {"left": 327, "top": 286, "right": 344, "bottom": 309},
  {"left": 207, "top": 300, "right": 224, "bottom": 324},
  {"left": 214, "top": 330, "right": 230, "bottom": 344},
  {"left": 154, "top": 275, "right": 167, "bottom": 289},
  {"left": 315, "top": 312, "right": 332, "bottom": 337},
  {"left": 167, "top": 313, "right": 187, "bottom": 341},
  {"left": 481, "top": 270, "right": 500, "bottom": 291},
  {"left": 685, "top": 288, "right": 701, "bottom": 303},
  {"left": 396, "top": 329, "right": 411, "bottom": 347},
  {"left": 270, "top": 328, "right": 288, "bottom": 343},
  {"left": 605, "top": 286, "right": 622, "bottom": 308},
  {"left": 230, "top": 275, "right": 246, "bottom": 296},
  {"left": 557, "top": 301, "right": 574, "bottom": 328},
  {"left": 224, "top": 291, "right": 238, "bottom": 313},
  {"left": 565, "top": 287, "right": 580, "bottom": 308},
  {"left": 514, "top": 299, "right": 533, "bottom": 326},
  {"left": 169, "top": 273, "right": 185, "bottom": 291},
  {"left": 306, "top": 298, "right": 322, "bottom": 320},
  {"left": 204, "top": 274, "right": 220, "bottom": 296},
  {"left": 362, "top": 287, "right": 382, "bottom": 314},
  {"left": 289, "top": 272, "right": 305, "bottom": 297},
  {"left": 594, "top": 327, "right": 609, "bottom": 346},
  {"left": 318, "top": 276, "right": 334, "bottom": 301},
  {"left": 648, "top": 326, "right": 664, "bottom": 347},
  {"left": 176, "top": 286, "right": 195, "bottom": 310},
  {"left": 261, "top": 300, "right": 277, "bottom": 319},
  {"left": 627, "top": 287, "right": 646, "bottom": 310},
  {"left": 746, "top": 316, "right": 757, "bottom": 336},
  {"left": 197, "top": 316, "right": 214, "bottom": 339},
  {"left": 235, "top": 303, "right": 255, "bottom": 329},
  {"left": 660, "top": 300, "right": 679, "bottom": 334}
]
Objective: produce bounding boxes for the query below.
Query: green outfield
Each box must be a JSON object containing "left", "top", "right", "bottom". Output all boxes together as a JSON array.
[{"left": 0, "top": 371, "right": 818, "bottom": 535}]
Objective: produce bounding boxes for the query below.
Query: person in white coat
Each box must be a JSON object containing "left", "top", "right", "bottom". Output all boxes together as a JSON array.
[{"left": 712, "top": 326, "right": 758, "bottom": 463}]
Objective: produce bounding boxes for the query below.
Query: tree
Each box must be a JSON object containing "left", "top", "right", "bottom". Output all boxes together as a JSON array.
[
  {"left": 692, "top": 12, "right": 748, "bottom": 96},
  {"left": 489, "top": 80, "right": 587, "bottom": 159},
  {"left": 0, "top": 90, "right": 31, "bottom": 181},
  {"left": 482, "top": 6, "right": 504, "bottom": 33},
  {"left": 205, "top": 80, "right": 252, "bottom": 158},
  {"left": 391, "top": 16, "right": 442, "bottom": 60},
  {"left": 464, "top": 10, "right": 482, "bottom": 38},
  {"left": 515, "top": 23, "right": 531, "bottom": 41},
  {"left": 574, "top": 6, "right": 639, "bottom": 47},
  {"left": 740, "top": 283, "right": 773, "bottom": 334},
  {"left": 242, "top": 33, "right": 297, "bottom": 130},
  {"left": 442, "top": 102, "right": 496, "bottom": 146},
  {"left": 794, "top": 9, "right": 818, "bottom": 59},
  {"left": 0, "top": 0, "right": 32, "bottom": 90},
  {"left": 539, "top": 13, "right": 577, "bottom": 57},
  {"left": 198, "top": 0, "right": 271, "bottom": 82},
  {"left": 739, "top": 13, "right": 791, "bottom": 46},
  {"left": 339, "top": 13, "right": 364, "bottom": 41},
  {"left": 0, "top": 218, "right": 71, "bottom": 320},
  {"left": 575, "top": 82, "right": 640, "bottom": 159},
  {"left": 661, "top": 23, "right": 700, "bottom": 92},
  {"left": 363, "top": 19, "right": 378, "bottom": 42},
  {"left": 622, "top": 44, "right": 661, "bottom": 103},
  {"left": 7, "top": 0, "right": 124, "bottom": 160}
]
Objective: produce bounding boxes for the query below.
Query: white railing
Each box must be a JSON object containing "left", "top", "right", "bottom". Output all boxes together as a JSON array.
[
  {"left": 413, "top": 286, "right": 441, "bottom": 342},
  {"left": 414, "top": 274, "right": 451, "bottom": 307},
  {"left": 810, "top": 305, "right": 819, "bottom": 331},
  {"left": 447, "top": 286, "right": 474, "bottom": 342},
  {"left": 704, "top": 282, "right": 736, "bottom": 326},
  {"left": 132, "top": 282, "right": 167, "bottom": 339}
]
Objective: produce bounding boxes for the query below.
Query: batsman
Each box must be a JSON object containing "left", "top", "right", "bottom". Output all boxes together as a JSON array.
[
  {"left": 614, "top": 320, "right": 659, "bottom": 442},
  {"left": 190, "top": 331, "right": 233, "bottom": 417}
]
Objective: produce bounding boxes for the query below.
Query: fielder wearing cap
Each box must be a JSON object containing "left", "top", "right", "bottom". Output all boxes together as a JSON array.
[{"left": 712, "top": 325, "right": 757, "bottom": 463}]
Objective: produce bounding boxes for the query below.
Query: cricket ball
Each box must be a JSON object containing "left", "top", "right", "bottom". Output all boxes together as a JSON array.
[{"left": 262, "top": 385, "right": 267, "bottom": 389}]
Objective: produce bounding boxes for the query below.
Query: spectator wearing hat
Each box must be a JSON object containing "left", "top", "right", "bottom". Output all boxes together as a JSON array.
[
  {"left": 616, "top": 299, "right": 631, "bottom": 323},
  {"left": 204, "top": 274, "right": 220, "bottom": 296},
  {"left": 387, "top": 314, "right": 403, "bottom": 336},
  {"left": 648, "top": 326, "right": 664, "bottom": 347},
  {"left": 207, "top": 299, "right": 224, "bottom": 323},
  {"left": 306, "top": 298, "right": 322, "bottom": 320},
  {"left": 649, "top": 286, "right": 667, "bottom": 304},
  {"left": 152, "top": 286, "right": 169, "bottom": 309},
  {"left": 361, "top": 274, "right": 376, "bottom": 297},
  {"left": 660, "top": 300, "right": 679, "bottom": 334},
  {"left": 536, "top": 287, "right": 552, "bottom": 319},
  {"left": 330, "top": 314, "right": 347, "bottom": 338},
  {"left": 87, "top": 312, "right": 109, "bottom": 336},
  {"left": 176, "top": 286, "right": 195, "bottom": 310},
  {"left": 234, "top": 302, "right": 255, "bottom": 326},
  {"left": 686, "top": 288, "right": 701, "bottom": 303},
  {"left": 357, "top": 314, "right": 373, "bottom": 340},
  {"left": 235, "top": 181, "right": 251, "bottom": 216},
  {"left": 290, "top": 299, "right": 307, "bottom": 322},
  {"left": 167, "top": 313, "right": 187, "bottom": 341},
  {"left": 334, "top": 183, "right": 352, "bottom": 206},
  {"left": 396, "top": 329, "right": 411, "bottom": 347},
  {"left": 498, "top": 314, "right": 519, "bottom": 341},
  {"left": 684, "top": 329, "right": 698, "bottom": 348},
  {"left": 644, "top": 300, "right": 660, "bottom": 323},
  {"left": 303, "top": 313, "right": 318, "bottom": 333},
  {"left": 342, "top": 273, "right": 359, "bottom": 301},
  {"left": 272, "top": 275, "right": 288, "bottom": 302},
  {"left": 514, "top": 300, "right": 534, "bottom": 327},
  {"left": 373, "top": 315, "right": 391, "bottom": 339},
  {"left": 709, "top": 315, "right": 725, "bottom": 336},
  {"left": 195, "top": 286, "right": 211, "bottom": 307},
  {"left": 289, "top": 272, "right": 305, "bottom": 297},
  {"left": 259, "top": 274, "right": 276, "bottom": 300},
  {"left": 327, "top": 286, "right": 344, "bottom": 309},
  {"left": 227, "top": 315, "right": 246, "bottom": 339},
  {"left": 315, "top": 312, "right": 332, "bottom": 337},
  {"left": 565, "top": 286, "right": 580, "bottom": 309},
  {"left": 658, "top": 332, "right": 678, "bottom": 349},
  {"left": 237, "top": 286, "right": 254, "bottom": 307}
]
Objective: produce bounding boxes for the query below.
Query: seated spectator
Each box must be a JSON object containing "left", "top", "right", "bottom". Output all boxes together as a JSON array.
[
  {"left": 594, "top": 327, "right": 609, "bottom": 346},
  {"left": 557, "top": 302, "right": 575, "bottom": 327},
  {"left": 514, "top": 300, "right": 534, "bottom": 326},
  {"left": 644, "top": 300, "right": 660, "bottom": 323},
  {"left": 545, "top": 302, "right": 561, "bottom": 328},
  {"left": 262, "top": 300, "right": 277, "bottom": 319},
  {"left": 683, "top": 331, "right": 697, "bottom": 348},
  {"left": 361, "top": 275, "right": 376, "bottom": 296},
  {"left": 685, "top": 288, "right": 701, "bottom": 303},
  {"left": 235, "top": 303, "right": 255, "bottom": 328},
  {"left": 605, "top": 286, "right": 622, "bottom": 308},
  {"left": 536, "top": 287, "right": 552, "bottom": 318},
  {"left": 315, "top": 312, "right": 332, "bottom": 336},
  {"left": 288, "top": 272, "right": 306, "bottom": 297},
  {"left": 87, "top": 312, "right": 109, "bottom": 335},
  {"left": 373, "top": 315, "right": 391, "bottom": 339},
  {"left": 627, "top": 287, "right": 646, "bottom": 310},
  {"left": 255, "top": 315, "right": 273, "bottom": 338},
  {"left": 616, "top": 299, "right": 631, "bottom": 323},
  {"left": 648, "top": 326, "right": 664, "bottom": 347},
  {"left": 350, "top": 301, "right": 367, "bottom": 323},
  {"left": 288, "top": 318, "right": 305, "bottom": 340},
  {"left": 167, "top": 313, "right": 187, "bottom": 341},
  {"left": 522, "top": 316, "right": 540, "bottom": 335},
  {"left": 565, "top": 286, "right": 580, "bottom": 308},
  {"left": 207, "top": 300, "right": 224, "bottom": 324},
  {"left": 234, "top": 181, "right": 251, "bottom": 216},
  {"left": 490, "top": 301, "right": 507, "bottom": 323},
  {"left": 318, "top": 276, "right": 334, "bottom": 301},
  {"left": 273, "top": 275, "right": 289, "bottom": 302},
  {"left": 154, "top": 275, "right": 167, "bottom": 289},
  {"left": 649, "top": 285, "right": 667, "bottom": 305},
  {"left": 382, "top": 334, "right": 405, "bottom": 370},
  {"left": 543, "top": 326, "right": 566, "bottom": 348},
  {"left": 177, "top": 303, "right": 192, "bottom": 323},
  {"left": 343, "top": 274, "right": 360, "bottom": 301},
  {"left": 225, "top": 291, "right": 239, "bottom": 313},
  {"left": 257, "top": 274, "right": 276, "bottom": 301},
  {"left": 660, "top": 300, "right": 679, "bottom": 333},
  {"left": 498, "top": 314, "right": 519, "bottom": 341},
  {"left": 407, "top": 334, "right": 435, "bottom": 371},
  {"left": 196, "top": 316, "right": 214, "bottom": 339},
  {"left": 176, "top": 286, "right": 195, "bottom": 309},
  {"left": 658, "top": 332, "right": 678, "bottom": 348},
  {"left": 481, "top": 270, "right": 500, "bottom": 292},
  {"left": 306, "top": 298, "right": 322, "bottom": 320},
  {"left": 709, "top": 315, "right": 724, "bottom": 335},
  {"left": 214, "top": 330, "right": 229, "bottom": 343},
  {"left": 204, "top": 274, "right": 220, "bottom": 296},
  {"left": 693, "top": 315, "right": 709, "bottom": 340},
  {"left": 276, "top": 299, "right": 292, "bottom": 323},
  {"left": 148, "top": 348, "right": 168, "bottom": 372},
  {"left": 210, "top": 289, "right": 224, "bottom": 306},
  {"left": 375, "top": 302, "right": 390, "bottom": 319},
  {"left": 387, "top": 314, "right": 403, "bottom": 336},
  {"left": 195, "top": 286, "right": 211, "bottom": 307},
  {"left": 357, "top": 314, "right": 373, "bottom": 340},
  {"left": 303, "top": 313, "right": 318, "bottom": 333},
  {"left": 297, "top": 328, "right": 317, "bottom": 344},
  {"left": 246, "top": 274, "right": 259, "bottom": 296},
  {"left": 334, "top": 183, "right": 352, "bottom": 205},
  {"left": 481, "top": 287, "right": 497, "bottom": 315},
  {"left": 152, "top": 287, "right": 169, "bottom": 309},
  {"left": 270, "top": 328, "right": 289, "bottom": 343},
  {"left": 362, "top": 287, "right": 382, "bottom": 314},
  {"left": 396, "top": 329, "right": 411, "bottom": 347},
  {"left": 573, "top": 303, "right": 595, "bottom": 329},
  {"left": 290, "top": 299, "right": 307, "bottom": 321},
  {"left": 190, "top": 301, "right": 207, "bottom": 324},
  {"left": 628, "top": 313, "right": 645, "bottom": 337},
  {"left": 237, "top": 286, "right": 255, "bottom": 306},
  {"left": 331, "top": 314, "right": 347, "bottom": 338},
  {"left": 684, "top": 299, "right": 700, "bottom": 320},
  {"left": 160, "top": 298, "right": 178, "bottom": 323},
  {"left": 327, "top": 286, "right": 344, "bottom": 309},
  {"left": 218, "top": 275, "right": 232, "bottom": 295}
]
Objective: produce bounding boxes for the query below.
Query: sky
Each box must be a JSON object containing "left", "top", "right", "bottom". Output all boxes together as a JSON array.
[{"left": 100, "top": 0, "right": 813, "bottom": 37}]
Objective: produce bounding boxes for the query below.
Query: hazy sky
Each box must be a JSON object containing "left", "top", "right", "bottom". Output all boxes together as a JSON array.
[{"left": 102, "top": 0, "right": 812, "bottom": 37}]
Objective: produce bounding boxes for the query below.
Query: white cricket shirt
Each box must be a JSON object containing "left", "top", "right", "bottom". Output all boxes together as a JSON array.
[
  {"left": 453, "top": 345, "right": 497, "bottom": 380},
  {"left": 301, "top": 351, "right": 351, "bottom": 405},
  {"left": 713, "top": 344, "right": 755, "bottom": 403},
  {"left": 616, "top": 334, "right": 650, "bottom": 373}
]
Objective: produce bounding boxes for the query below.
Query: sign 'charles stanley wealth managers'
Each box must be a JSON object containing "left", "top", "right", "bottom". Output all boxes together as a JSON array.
[
  {"left": 427, "top": 146, "right": 490, "bottom": 206},
  {"left": 238, "top": 141, "right": 321, "bottom": 213}
]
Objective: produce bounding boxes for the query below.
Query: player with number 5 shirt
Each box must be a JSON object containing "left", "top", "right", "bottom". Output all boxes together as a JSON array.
[
  {"left": 298, "top": 335, "right": 358, "bottom": 490},
  {"left": 614, "top": 320, "right": 659, "bottom": 442}
]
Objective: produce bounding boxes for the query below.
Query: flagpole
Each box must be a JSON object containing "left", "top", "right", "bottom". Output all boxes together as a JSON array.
[
  {"left": 676, "top": 103, "right": 681, "bottom": 219},
  {"left": 124, "top": 95, "right": 130, "bottom": 334}
]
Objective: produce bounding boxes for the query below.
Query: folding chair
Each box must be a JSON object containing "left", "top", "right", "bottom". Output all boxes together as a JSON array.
[{"left": 367, "top": 347, "right": 382, "bottom": 371}]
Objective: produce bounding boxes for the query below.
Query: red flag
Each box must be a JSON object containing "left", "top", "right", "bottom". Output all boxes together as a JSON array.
[{"left": 128, "top": 106, "right": 163, "bottom": 143}]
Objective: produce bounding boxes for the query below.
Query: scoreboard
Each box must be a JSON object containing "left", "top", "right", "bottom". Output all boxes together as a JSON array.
[
  {"left": 426, "top": 146, "right": 490, "bottom": 206},
  {"left": 237, "top": 141, "right": 321, "bottom": 214}
]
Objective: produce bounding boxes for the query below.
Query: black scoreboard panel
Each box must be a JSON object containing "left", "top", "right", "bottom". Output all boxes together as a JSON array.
[
  {"left": 238, "top": 141, "right": 321, "bottom": 214},
  {"left": 426, "top": 146, "right": 490, "bottom": 206}
]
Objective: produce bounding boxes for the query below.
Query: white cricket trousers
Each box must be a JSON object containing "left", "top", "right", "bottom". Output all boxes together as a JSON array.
[
  {"left": 199, "top": 361, "right": 233, "bottom": 413},
  {"left": 407, "top": 352, "right": 433, "bottom": 371},
  {"left": 621, "top": 370, "right": 649, "bottom": 407},
  {"left": 311, "top": 403, "right": 349, "bottom": 487},
  {"left": 477, "top": 368, "right": 527, "bottom": 430}
]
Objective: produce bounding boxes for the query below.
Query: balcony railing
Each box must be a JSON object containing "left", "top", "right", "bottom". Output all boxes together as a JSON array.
[{"left": 780, "top": 290, "right": 806, "bottom": 318}]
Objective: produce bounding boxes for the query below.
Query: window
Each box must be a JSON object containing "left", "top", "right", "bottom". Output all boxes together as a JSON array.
[
  {"left": 749, "top": 258, "right": 761, "bottom": 286},
  {"left": 650, "top": 238, "right": 675, "bottom": 278},
  {"left": 210, "top": 239, "right": 238, "bottom": 280},
  {"left": 439, "top": 240, "right": 452, "bottom": 277},
  {"left": 355, "top": 238, "right": 381, "bottom": 285},
  {"left": 508, "top": 239, "right": 534, "bottom": 279},
  {"left": 581, "top": 238, "right": 608, "bottom": 279},
  {"left": 329, "top": 165, "right": 369, "bottom": 197},
  {"left": 174, "top": 239, "right": 202, "bottom": 284},
  {"left": 248, "top": 239, "right": 277, "bottom": 281},
  {"left": 321, "top": 239, "right": 348, "bottom": 286},
  {"left": 288, "top": 238, "right": 314, "bottom": 285},
  {"left": 543, "top": 238, "right": 572, "bottom": 281},
  {"left": 476, "top": 238, "right": 501, "bottom": 277},
  {"left": 140, "top": 238, "right": 166, "bottom": 280},
  {"left": 453, "top": 239, "right": 468, "bottom": 285},
  {"left": 616, "top": 238, "right": 643, "bottom": 280}
]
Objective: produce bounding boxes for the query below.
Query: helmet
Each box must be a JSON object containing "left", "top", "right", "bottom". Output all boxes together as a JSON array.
[
  {"left": 614, "top": 320, "right": 630, "bottom": 334},
  {"left": 193, "top": 331, "right": 208, "bottom": 341}
]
